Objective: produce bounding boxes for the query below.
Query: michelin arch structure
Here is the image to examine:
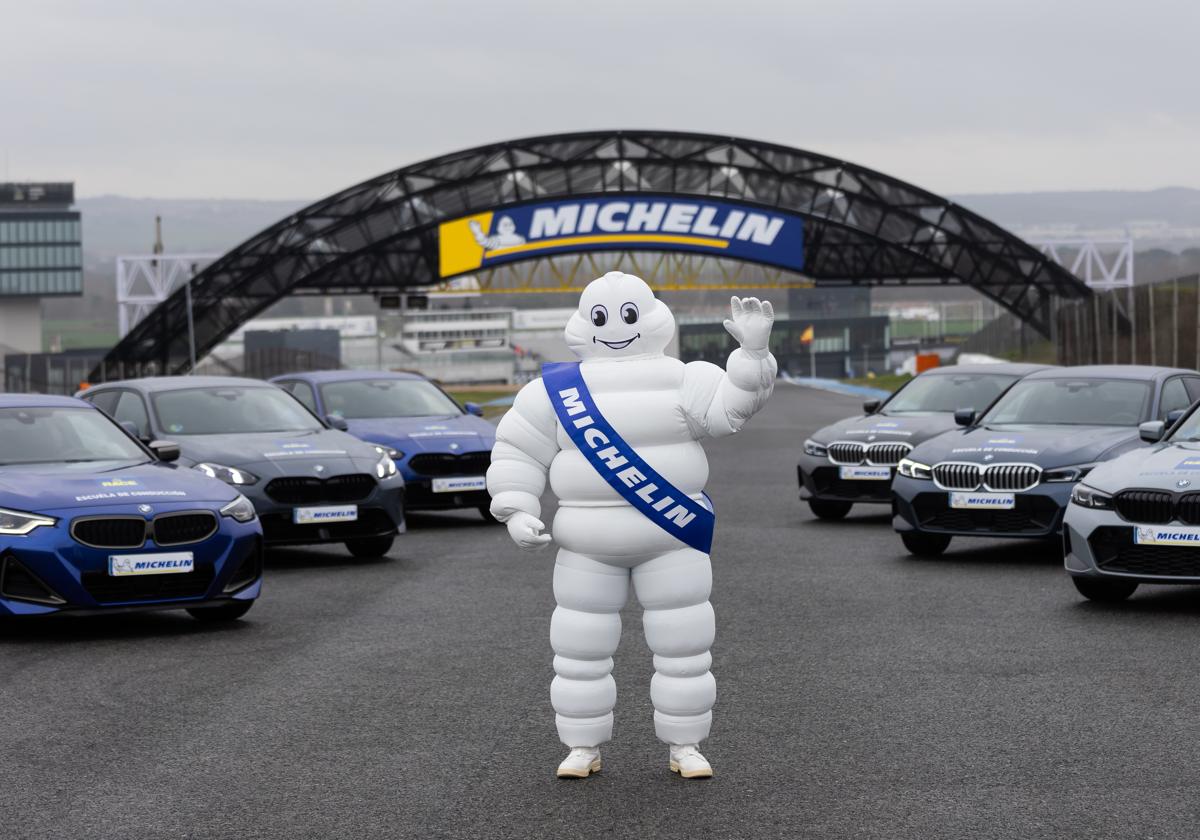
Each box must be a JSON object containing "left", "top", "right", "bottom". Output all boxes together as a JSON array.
[{"left": 93, "top": 130, "right": 1089, "bottom": 379}]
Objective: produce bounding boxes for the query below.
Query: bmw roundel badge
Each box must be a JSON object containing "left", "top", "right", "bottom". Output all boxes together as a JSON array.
[
  {"left": 314, "top": 464, "right": 325, "bottom": 473},
  {"left": 138, "top": 504, "right": 153, "bottom": 514},
  {"left": 1178, "top": 479, "right": 1192, "bottom": 488}
]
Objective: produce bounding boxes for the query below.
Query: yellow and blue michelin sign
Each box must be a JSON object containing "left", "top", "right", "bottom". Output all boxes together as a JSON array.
[{"left": 438, "top": 195, "right": 805, "bottom": 279}]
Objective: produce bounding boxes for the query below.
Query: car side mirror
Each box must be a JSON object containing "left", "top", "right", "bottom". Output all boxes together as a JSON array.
[
  {"left": 1139, "top": 420, "right": 1166, "bottom": 443},
  {"left": 119, "top": 420, "right": 151, "bottom": 443},
  {"left": 862, "top": 399, "right": 881, "bottom": 415},
  {"left": 1166, "top": 409, "right": 1187, "bottom": 427},
  {"left": 954, "top": 408, "right": 976, "bottom": 427},
  {"left": 148, "top": 440, "right": 181, "bottom": 463},
  {"left": 464, "top": 402, "right": 484, "bottom": 417},
  {"left": 325, "top": 414, "right": 349, "bottom": 431}
]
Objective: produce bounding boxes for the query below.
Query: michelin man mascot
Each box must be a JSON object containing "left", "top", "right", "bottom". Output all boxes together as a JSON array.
[{"left": 486, "top": 271, "right": 776, "bottom": 779}]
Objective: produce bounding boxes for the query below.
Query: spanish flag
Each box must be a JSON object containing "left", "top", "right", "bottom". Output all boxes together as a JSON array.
[{"left": 799, "top": 325, "right": 814, "bottom": 344}]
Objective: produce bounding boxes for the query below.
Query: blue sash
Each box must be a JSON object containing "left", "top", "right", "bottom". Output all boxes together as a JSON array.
[{"left": 542, "top": 361, "right": 715, "bottom": 554}]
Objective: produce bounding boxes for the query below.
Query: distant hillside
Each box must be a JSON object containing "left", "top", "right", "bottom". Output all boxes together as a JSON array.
[
  {"left": 40, "top": 187, "right": 1200, "bottom": 347},
  {"left": 74, "top": 187, "right": 1200, "bottom": 263},
  {"left": 77, "top": 195, "right": 307, "bottom": 261}
]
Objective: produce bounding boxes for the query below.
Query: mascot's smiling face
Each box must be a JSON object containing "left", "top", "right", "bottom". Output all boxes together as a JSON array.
[{"left": 565, "top": 271, "right": 675, "bottom": 360}]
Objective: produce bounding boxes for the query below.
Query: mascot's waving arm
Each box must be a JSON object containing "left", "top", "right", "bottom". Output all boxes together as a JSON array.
[
  {"left": 682, "top": 296, "right": 778, "bottom": 439},
  {"left": 487, "top": 381, "right": 558, "bottom": 550}
]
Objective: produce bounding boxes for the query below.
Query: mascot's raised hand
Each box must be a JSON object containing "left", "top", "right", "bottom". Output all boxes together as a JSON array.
[
  {"left": 723, "top": 296, "right": 775, "bottom": 358},
  {"left": 486, "top": 271, "right": 777, "bottom": 781}
]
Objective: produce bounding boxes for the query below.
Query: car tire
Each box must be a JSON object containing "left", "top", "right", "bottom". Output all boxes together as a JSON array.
[
  {"left": 808, "top": 499, "right": 853, "bottom": 520},
  {"left": 479, "top": 505, "right": 500, "bottom": 523},
  {"left": 901, "top": 531, "right": 952, "bottom": 557},
  {"left": 187, "top": 600, "right": 254, "bottom": 623},
  {"left": 1071, "top": 575, "right": 1138, "bottom": 602},
  {"left": 345, "top": 535, "right": 395, "bottom": 558}
]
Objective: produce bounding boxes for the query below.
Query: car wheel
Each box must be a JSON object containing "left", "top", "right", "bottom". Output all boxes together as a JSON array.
[
  {"left": 345, "top": 535, "right": 395, "bottom": 558},
  {"left": 1071, "top": 575, "right": 1138, "bottom": 602},
  {"left": 901, "top": 531, "right": 952, "bottom": 557},
  {"left": 808, "top": 499, "right": 853, "bottom": 520},
  {"left": 187, "top": 600, "right": 254, "bottom": 623},
  {"left": 479, "top": 505, "right": 500, "bottom": 523}
]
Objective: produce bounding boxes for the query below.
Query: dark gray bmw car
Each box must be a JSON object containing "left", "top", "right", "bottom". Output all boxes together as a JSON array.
[
  {"left": 892, "top": 365, "right": 1200, "bottom": 557},
  {"left": 798, "top": 363, "right": 1049, "bottom": 520},
  {"left": 78, "top": 377, "right": 406, "bottom": 556}
]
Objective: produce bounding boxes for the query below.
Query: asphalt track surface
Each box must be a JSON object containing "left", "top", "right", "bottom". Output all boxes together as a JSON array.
[{"left": 5, "top": 384, "right": 1200, "bottom": 840}]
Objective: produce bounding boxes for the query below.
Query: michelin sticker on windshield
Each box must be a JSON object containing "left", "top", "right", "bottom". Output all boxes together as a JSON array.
[
  {"left": 438, "top": 195, "right": 805, "bottom": 280},
  {"left": 1134, "top": 526, "right": 1200, "bottom": 547}
]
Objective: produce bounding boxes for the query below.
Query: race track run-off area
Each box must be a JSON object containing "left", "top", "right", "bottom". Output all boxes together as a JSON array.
[{"left": 5, "top": 384, "right": 1200, "bottom": 840}]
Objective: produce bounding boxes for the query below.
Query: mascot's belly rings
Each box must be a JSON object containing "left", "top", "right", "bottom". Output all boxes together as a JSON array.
[{"left": 486, "top": 271, "right": 776, "bottom": 779}]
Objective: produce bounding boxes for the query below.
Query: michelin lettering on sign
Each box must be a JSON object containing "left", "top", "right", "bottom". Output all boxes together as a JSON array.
[
  {"left": 438, "top": 195, "right": 805, "bottom": 279},
  {"left": 1135, "top": 526, "right": 1200, "bottom": 546}
]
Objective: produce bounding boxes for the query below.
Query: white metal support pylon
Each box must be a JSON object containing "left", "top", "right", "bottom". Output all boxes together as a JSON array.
[
  {"left": 116, "top": 253, "right": 220, "bottom": 337},
  {"left": 1027, "top": 238, "right": 1134, "bottom": 290}
]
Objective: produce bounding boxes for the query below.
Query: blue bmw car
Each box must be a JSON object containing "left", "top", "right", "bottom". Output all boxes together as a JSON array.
[
  {"left": 271, "top": 371, "right": 497, "bottom": 520},
  {"left": 0, "top": 394, "right": 263, "bottom": 621}
]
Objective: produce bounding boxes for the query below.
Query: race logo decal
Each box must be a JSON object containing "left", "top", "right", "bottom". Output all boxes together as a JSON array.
[
  {"left": 437, "top": 196, "right": 805, "bottom": 279},
  {"left": 101, "top": 478, "right": 138, "bottom": 488}
]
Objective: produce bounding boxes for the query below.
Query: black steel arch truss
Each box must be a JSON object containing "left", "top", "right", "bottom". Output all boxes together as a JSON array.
[{"left": 94, "top": 130, "right": 1088, "bottom": 378}]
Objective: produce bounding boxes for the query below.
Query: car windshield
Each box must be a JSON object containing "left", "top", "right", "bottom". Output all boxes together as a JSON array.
[
  {"left": 319, "top": 379, "right": 462, "bottom": 419},
  {"left": 1167, "top": 411, "right": 1200, "bottom": 441},
  {"left": 981, "top": 378, "right": 1150, "bottom": 426},
  {"left": 152, "top": 387, "right": 324, "bottom": 435},
  {"left": 884, "top": 373, "right": 1019, "bottom": 414},
  {"left": 0, "top": 406, "right": 148, "bottom": 466}
]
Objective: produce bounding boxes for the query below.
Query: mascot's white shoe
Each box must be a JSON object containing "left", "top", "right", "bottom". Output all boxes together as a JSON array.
[
  {"left": 669, "top": 744, "right": 713, "bottom": 779},
  {"left": 557, "top": 747, "right": 602, "bottom": 778}
]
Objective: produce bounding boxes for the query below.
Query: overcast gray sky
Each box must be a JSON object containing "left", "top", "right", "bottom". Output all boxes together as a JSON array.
[{"left": 4, "top": 0, "right": 1197, "bottom": 199}]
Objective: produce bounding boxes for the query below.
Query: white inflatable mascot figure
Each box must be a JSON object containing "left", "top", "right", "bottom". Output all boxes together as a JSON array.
[{"left": 486, "top": 271, "right": 776, "bottom": 779}]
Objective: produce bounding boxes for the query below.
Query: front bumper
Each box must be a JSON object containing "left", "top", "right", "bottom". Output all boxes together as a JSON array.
[
  {"left": 0, "top": 502, "right": 262, "bottom": 617},
  {"left": 241, "top": 474, "right": 406, "bottom": 546},
  {"left": 1064, "top": 505, "right": 1200, "bottom": 583},
  {"left": 796, "top": 455, "right": 894, "bottom": 505},
  {"left": 891, "top": 474, "right": 1074, "bottom": 538}
]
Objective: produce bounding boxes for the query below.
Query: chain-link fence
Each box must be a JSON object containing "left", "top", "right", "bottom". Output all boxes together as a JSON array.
[{"left": 1056, "top": 274, "right": 1200, "bottom": 367}]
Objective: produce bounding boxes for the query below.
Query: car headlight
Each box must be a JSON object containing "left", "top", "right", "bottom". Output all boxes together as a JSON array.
[
  {"left": 897, "top": 457, "right": 933, "bottom": 480},
  {"left": 194, "top": 463, "right": 259, "bottom": 486},
  {"left": 0, "top": 507, "right": 56, "bottom": 536},
  {"left": 374, "top": 444, "right": 404, "bottom": 460},
  {"left": 803, "top": 439, "right": 828, "bottom": 457},
  {"left": 1044, "top": 464, "right": 1096, "bottom": 482},
  {"left": 219, "top": 495, "right": 258, "bottom": 523},
  {"left": 1070, "top": 484, "right": 1114, "bottom": 509},
  {"left": 375, "top": 453, "right": 398, "bottom": 479}
]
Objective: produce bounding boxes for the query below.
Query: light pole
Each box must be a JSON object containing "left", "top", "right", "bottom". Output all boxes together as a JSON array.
[{"left": 185, "top": 262, "right": 198, "bottom": 374}]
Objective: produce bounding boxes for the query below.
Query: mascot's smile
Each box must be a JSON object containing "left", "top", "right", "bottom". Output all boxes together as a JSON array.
[{"left": 594, "top": 334, "right": 640, "bottom": 349}]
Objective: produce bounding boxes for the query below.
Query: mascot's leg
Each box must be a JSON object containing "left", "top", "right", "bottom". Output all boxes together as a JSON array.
[
  {"left": 633, "top": 547, "right": 716, "bottom": 747},
  {"left": 551, "top": 548, "right": 630, "bottom": 748}
]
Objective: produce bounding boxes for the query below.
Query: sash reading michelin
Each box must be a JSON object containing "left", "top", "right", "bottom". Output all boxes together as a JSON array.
[{"left": 542, "top": 361, "right": 715, "bottom": 553}]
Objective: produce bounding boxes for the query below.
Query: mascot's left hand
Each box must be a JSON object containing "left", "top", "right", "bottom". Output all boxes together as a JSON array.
[{"left": 723, "top": 296, "right": 775, "bottom": 356}]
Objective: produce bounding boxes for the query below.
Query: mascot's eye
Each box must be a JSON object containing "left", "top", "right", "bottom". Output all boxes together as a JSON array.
[
  {"left": 621, "top": 302, "right": 639, "bottom": 325},
  {"left": 590, "top": 305, "right": 608, "bottom": 327}
]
